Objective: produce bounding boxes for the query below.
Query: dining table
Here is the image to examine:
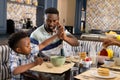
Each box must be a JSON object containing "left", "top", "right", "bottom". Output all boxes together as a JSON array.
[
  {"left": 74, "top": 68, "right": 120, "bottom": 80},
  {"left": 101, "top": 64, "right": 120, "bottom": 71},
  {"left": 30, "top": 62, "right": 74, "bottom": 74},
  {"left": 30, "top": 61, "right": 75, "bottom": 80}
]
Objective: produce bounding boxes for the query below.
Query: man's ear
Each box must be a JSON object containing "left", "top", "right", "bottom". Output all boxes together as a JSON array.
[{"left": 15, "top": 47, "right": 21, "bottom": 53}]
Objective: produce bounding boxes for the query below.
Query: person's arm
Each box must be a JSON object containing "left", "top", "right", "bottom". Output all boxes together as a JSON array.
[
  {"left": 57, "top": 23, "right": 79, "bottom": 46},
  {"left": 102, "top": 38, "right": 120, "bottom": 47},
  {"left": 38, "top": 34, "right": 58, "bottom": 50},
  {"left": 13, "top": 57, "right": 43, "bottom": 75},
  {"left": 62, "top": 33, "right": 79, "bottom": 46},
  {"left": 111, "top": 39, "right": 120, "bottom": 47}
]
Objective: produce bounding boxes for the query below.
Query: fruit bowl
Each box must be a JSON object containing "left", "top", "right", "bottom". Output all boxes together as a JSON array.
[
  {"left": 50, "top": 56, "right": 66, "bottom": 67},
  {"left": 99, "top": 48, "right": 113, "bottom": 58}
]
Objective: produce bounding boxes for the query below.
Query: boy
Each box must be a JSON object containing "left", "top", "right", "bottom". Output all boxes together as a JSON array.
[{"left": 8, "top": 31, "right": 58, "bottom": 80}]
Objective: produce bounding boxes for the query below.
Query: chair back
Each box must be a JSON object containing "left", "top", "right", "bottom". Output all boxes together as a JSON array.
[{"left": 0, "top": 45, "right": 11, "bottom": 80}]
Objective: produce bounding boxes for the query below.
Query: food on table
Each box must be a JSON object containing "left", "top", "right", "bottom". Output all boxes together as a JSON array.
[
  {"left": 97, "top": 68, "right": 110, "bottom": 76},
  {"left": 99, "top": 49, "right": 108, "bottom": 56},
  {"left": 83, "top": 57, "right": 91, "bottom": 61},
  {"left": 98, "top": 48, "right": 113, "bottom": 58}
]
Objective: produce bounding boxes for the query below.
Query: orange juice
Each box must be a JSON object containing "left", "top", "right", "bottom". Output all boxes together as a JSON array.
[
  {"left": 25, "top": 0, "right": 30, "bottom": 4},
  {"left": 79, "top": 52, "right": 86, "bottom": 60}
]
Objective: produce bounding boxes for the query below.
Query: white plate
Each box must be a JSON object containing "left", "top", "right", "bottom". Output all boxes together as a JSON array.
[{"left": 91, "top": 71, "right": 116, "bottom": 78}]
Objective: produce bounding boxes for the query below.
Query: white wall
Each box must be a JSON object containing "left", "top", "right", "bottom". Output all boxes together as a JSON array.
[{"left": 57, "top": 0, "right": 75, "bottom": 26}]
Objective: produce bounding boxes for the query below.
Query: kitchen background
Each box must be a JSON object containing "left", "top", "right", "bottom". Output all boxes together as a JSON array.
[
  {"left": 1, "top": 0, "right": 120, "bottom": 34},
  {"left": 7, "top": 1, "right": 37, "bottom": 28}
]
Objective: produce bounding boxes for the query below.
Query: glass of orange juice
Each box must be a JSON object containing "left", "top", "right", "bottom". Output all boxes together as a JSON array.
[{"left": 79, "top": 52, "right": 87, "bottom": 60}]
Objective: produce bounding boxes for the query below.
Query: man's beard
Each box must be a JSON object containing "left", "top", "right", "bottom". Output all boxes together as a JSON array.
[
  {"left": 47, "top": 27, "right": 54, "bottom": 32},
  {"left": 45, "top": 25, "right": 56, "bottom": 33}
]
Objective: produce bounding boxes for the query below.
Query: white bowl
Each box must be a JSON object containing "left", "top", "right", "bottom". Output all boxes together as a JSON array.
[{"left": 104, "top": 60, "right": 115, "bottom": 67}]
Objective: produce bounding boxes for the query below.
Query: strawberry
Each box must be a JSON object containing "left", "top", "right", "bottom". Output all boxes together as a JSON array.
[{"left": 85, "top": 57, "right": 91, "bottom": 61}]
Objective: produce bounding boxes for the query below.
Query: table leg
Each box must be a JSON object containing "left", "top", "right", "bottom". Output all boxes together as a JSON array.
[{"left": 64, "top": 69, "right": 71, "bottom": 80}]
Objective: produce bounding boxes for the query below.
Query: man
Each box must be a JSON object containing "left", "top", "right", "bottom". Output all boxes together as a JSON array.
[
  {"left": 30, "top": 7, "right": 79, "bottom": 57},
  {"left": 30, "top": 7, "right": 79, "bottom": 80}
]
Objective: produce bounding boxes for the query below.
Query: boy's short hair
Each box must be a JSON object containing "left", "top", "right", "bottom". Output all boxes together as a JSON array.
[
  {"left": 45, "top": 7, "right": 59, "bottom": 15},
  {"left": 8, "top": 31, "right": 28, "bottom": 50}
]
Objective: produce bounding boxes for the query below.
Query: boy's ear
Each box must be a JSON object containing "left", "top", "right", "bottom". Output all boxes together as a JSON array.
[{"left": 16, "top": 47, "right": 21, "bottom": 53}]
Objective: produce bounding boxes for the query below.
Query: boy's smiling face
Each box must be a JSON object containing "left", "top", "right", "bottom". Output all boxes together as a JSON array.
[{"left": 16, "top": 37, "right": 31, "bottom": 55}]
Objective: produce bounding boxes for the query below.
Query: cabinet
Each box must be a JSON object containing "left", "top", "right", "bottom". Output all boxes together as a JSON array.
[{"left": 74, "top": 0, "right": 87, "bottom": 35}]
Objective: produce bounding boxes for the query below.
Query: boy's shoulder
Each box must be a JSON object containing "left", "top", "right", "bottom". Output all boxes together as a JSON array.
[
  {"left": 30, "top": 43, "right": 39, "bottom": 54},
  {"left": 10, "top": 50, "right": 24, "bottom": 57},
  {"left": 10, "top": 50, "right": 18, "bottom": 55}
]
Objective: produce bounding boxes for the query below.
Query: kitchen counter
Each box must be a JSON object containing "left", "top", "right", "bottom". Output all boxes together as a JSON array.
[{"left": 79, "top": 33, "right": 106, "bottom": 41}]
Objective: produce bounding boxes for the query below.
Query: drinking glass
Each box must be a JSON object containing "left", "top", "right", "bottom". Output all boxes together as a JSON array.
[
  {"left": 79, "top": 52, "right": 87, "bottom": 60},
  {"left": 89, "top": 44, "right": 98, "bottom": 69},
  {"left": 70, "top": 47, "right": 80, "bottom": 80},
  {"left": 90, "top": 55, "right": 98, "bottom": 69}
]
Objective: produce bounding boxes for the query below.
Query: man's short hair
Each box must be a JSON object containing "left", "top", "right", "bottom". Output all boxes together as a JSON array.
[
  {"left": 45, "top": 7, "right": 59, "bottom": 15},
  {"left": 8, "top": 31, "right": 28, "bottom": 50}
]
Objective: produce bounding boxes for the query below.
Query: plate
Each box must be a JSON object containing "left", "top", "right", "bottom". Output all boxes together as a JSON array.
[
  {"left": 91, "top": 71, "right": 116, "bottom": 78},
  {"left": 66, "top": 56, "right": 79, "bottom": 63}
]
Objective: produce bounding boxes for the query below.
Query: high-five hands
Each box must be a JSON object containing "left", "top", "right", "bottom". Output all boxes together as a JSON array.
[{"left": 56, "top": 22, "right": 66, "bottom": 40}]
